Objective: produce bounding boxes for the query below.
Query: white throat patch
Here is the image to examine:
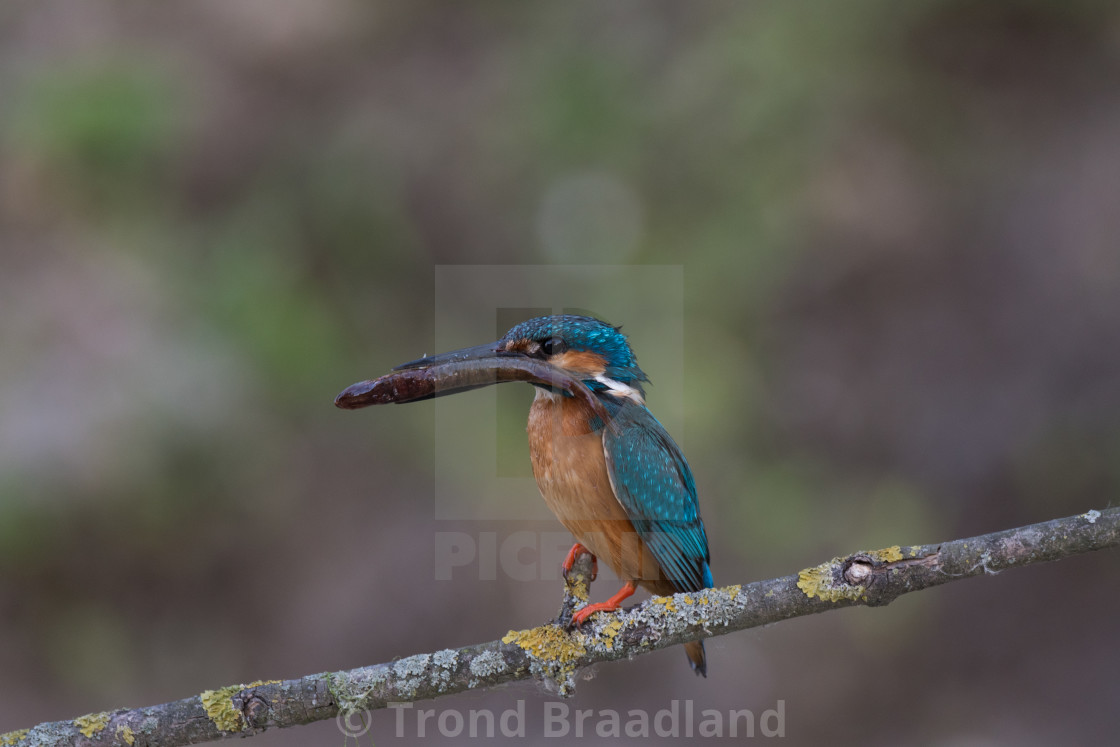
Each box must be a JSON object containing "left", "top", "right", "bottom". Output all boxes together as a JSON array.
[
  {"left": 593, "top": 375, "right": 645, "bottom": 405},
  {"left": 533, "top": 378, "right": 644, "bottom": 405},
  {"left": 533, "top": 386, "right": 563, "bottom": 402}
]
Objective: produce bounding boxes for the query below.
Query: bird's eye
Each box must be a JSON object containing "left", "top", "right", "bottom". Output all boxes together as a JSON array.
[{"left": 540, "top": 337, "right": 567, "bottom": 356}]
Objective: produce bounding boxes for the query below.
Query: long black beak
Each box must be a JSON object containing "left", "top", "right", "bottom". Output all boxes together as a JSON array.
[
  {"left": 391, "top": 342, "right": 505, "bottom": 372},
  {"left": 334, "top": 341, "right": 608, "bottom": 421}
]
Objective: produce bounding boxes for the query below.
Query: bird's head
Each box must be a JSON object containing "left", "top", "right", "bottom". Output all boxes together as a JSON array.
[{"left": 494, "top": 315, "right": 648, "bottom": 400}]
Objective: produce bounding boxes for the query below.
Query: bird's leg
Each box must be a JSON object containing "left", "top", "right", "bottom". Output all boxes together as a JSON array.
[
  {"left": 570, "top": 580, "right": 638, "bottom": 627},
  {"left": 555, "top": 546, "right": 596, "bottom": 628},
  {"left": 562, "top": 543, "right": 597, "bottom": 582}
]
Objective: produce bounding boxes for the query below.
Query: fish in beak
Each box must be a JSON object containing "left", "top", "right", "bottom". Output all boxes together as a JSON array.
[{"left": 334, "top": 340, "right": 608, "bottom": 421}]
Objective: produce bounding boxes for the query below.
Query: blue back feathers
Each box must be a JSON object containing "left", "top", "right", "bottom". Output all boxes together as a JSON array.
[{"left": 603, "top": 402, "right": 712, "bottom": 592}]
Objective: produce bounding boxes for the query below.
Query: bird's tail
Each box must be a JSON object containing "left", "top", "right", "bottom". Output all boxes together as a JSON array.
[
  {"left": 685, "top": 560, "right": 713, "bottom": 676},
  {"left": 685, "top": 640, "right": 707, "bottom": 677}
]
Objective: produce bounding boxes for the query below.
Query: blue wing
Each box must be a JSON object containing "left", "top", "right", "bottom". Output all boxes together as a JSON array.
[{"left": 602, "top": 401, "right": 712, "bottom": 593}]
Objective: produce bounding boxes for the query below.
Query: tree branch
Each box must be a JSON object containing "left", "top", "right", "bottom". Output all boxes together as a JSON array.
[{"left": 5, "top": 507, "right": 1117, "bottom": 746}]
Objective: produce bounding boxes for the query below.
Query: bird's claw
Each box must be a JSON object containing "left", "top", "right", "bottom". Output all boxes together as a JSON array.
[
  {"left": 566, "top": 580, "right": 638, "bottom": 629},
  {"left": 561, "top": 543, "right": 598, "bottom": 583}
]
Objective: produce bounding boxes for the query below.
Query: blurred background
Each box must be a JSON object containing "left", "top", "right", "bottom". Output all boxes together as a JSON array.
[{"left": 2, "top": 1, "right": 1119, "bottom": 744}]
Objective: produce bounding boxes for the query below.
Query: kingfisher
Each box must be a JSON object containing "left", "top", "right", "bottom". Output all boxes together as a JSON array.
[{"left": 336, "top": 315, "right": 713, "bottom": 675}]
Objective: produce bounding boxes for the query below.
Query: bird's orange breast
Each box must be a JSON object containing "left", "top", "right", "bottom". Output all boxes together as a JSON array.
[{"left": 527, "top": 391, "right": 667, "bottom": 589}]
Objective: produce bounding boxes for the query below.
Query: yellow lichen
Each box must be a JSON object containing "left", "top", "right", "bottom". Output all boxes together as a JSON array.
[
  {"left": 652, "top": 596, "right": 678, "bottom": 612},
  {"left": 567, "top": 577, "right": 590, "bottom": 602},
  {"left": 116, "top": 724, "right": 136, "bottom": 746},
  {"left": 0, "top": 730, "right": 29, "bottom": 746},
  {"left": 726, "top": 585, "right": 742, "bottom": 600},
  {"left": 797, "top": 563, "right": 865, "bottom": 603},
  {"left": 872, "top": 545, "right": 904, "bottom": 562},
  {"left": 201, "top": 687, "right": 243, "bottom": 732},
  {"left": 502, "top": 626, "right": 585, "bottom": 664},
  {"left": 201, "top": 680, "right": 281, "bottom": 732},
  {"left": 74, "top": 713, "right": 110, "bottom": 738},
  {"left": 599, "top": 619, "right": 624, "bottom": 649}
]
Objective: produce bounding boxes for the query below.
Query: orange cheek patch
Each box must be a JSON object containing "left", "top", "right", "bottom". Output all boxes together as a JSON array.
[
  {"left": 552, "top": 350, "right": 607, "bottom": 376},
  {"left": 501, "top": 338, "right": 534, "bottom": 354}
]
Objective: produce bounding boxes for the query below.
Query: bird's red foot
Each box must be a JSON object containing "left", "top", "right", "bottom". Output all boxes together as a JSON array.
[
  {"left": 562, "top": 543, "right": 597, "bottom": 582},
  {"left": 570, "top": 580, "right": 638, "bottom": 627}
]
